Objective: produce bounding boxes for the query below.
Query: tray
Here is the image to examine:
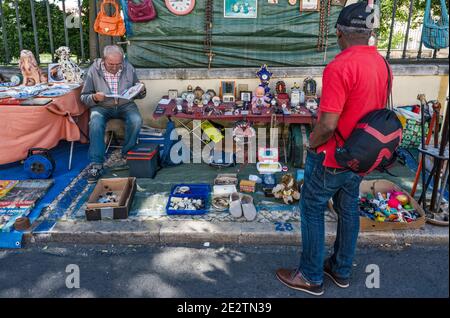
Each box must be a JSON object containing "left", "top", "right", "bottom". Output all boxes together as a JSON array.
[{"left": 166, "top": 184, "right": 211, "bottom": 215}]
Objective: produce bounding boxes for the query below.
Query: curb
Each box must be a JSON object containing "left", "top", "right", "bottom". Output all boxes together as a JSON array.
[{"left": 22, "top": 220, "right": 449, "bottom": 247}]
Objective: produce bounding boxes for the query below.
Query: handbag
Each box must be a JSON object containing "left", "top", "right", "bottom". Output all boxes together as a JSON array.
[
  {"left": 127, "top": 0, "right": 157, "bottom": 22},
  {"left": 94, "top": 0, "right": 126, "bottom": 37},
  {"left": 422, "top": 0, "right": 449, "bottom": 50}
]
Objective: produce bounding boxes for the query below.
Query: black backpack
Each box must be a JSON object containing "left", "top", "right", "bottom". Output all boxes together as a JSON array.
[{"left": 334, "top": 59, "right": 403, "bottom": 175}]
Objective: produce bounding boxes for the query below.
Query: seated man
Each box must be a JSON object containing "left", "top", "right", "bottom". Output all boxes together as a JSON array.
[{"left": 81, "top": 45, "right": 146, "bottom": 183}]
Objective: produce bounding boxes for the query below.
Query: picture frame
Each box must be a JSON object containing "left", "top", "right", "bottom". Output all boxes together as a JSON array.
[
  {"left": 220, "top": 81, "right": 236, "bottom": 98},
  {"left": 300, "top": 0, "right": 320, "bottom": 12},
  {"left": 168, "top": 89, "right": 178, "bottom": 100},
  {"left": 48, "top": 63, "right": 64, "bottom": 83},
  {"left": 224, "top": 0, "right": 258, "bottom": 19},
  {"left": 240, "top": 91, "right": 252, "bottom": 102}
]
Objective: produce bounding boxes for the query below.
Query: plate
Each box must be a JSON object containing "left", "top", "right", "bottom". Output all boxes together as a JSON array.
[
  {"left": 8, "top": 91, "right": 39, "bottom": 99},
  {"left": 0, "top": 92, "right": 12, "bottom": 99},
  {"left": 39, "top": 88, "right": 70, "bottom": 97}
]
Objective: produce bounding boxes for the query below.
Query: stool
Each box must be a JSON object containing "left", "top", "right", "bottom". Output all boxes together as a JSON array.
[{"left": 105, "top": 119, "right": 125, "bottom": 154}]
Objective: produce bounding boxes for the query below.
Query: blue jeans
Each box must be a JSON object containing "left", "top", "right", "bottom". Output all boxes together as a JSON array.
[
  {"left": 89, "top": 103, "right": 143, "bottom": 165},
  {"left": 298, "top": 150, "right": 362, "bottom": 285}
]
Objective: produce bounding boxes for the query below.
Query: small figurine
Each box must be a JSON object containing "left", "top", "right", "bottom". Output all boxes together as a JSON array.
[
  {"left": 275, "top": 81, "right": 286, "bottom": 94},
  {"left": 303, "top": 77, "right": 317, "bottom": 97},
  {"left": 186, "top": 92, "right": 195, "bottom": 112},
  {"left": 194, "top": 86, "right": 204, "bottom": 106},
  {"left": 275, "top": 80, "right": 290, "bottom": 108},
  {"left": 55, "top": 46, "right": 84, "bottom": 83},
  {"left": 19, "top": 49, "right": 47, "bottom": 86},
  {"left": 202, "top": 93, "right": 211, "bottom": 106},
  {"left": 290, "top": 82, "right": 302, "bottom": 108},
  {"left": 212, "top": 96, "right": 221, "bottom": 107}
]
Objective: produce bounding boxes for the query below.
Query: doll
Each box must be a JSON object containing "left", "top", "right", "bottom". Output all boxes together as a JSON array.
[{"left": 251, "top": 86, "right": 270, "bottom": 113}]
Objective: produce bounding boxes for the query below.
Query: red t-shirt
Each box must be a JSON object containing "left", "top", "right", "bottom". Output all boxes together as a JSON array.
[{"left": 316, "top": 45, "right": 392, "bottom": 168}]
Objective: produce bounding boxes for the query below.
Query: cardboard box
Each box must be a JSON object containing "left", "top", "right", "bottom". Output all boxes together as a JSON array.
[
  {"left": 85, "top": 177, "right": 136, "bottom": 221},
  {"left": 357, "top": 179, "right": 425, "bottom": 232}
]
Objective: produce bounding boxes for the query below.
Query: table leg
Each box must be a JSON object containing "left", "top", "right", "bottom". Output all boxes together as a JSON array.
[{"left": 68, "top": 141, "right": 74, "bottom": 170}]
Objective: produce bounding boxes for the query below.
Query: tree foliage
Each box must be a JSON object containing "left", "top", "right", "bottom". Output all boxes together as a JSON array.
[{"left": 0, "top": 0, "right": 89, "bottom": 64}]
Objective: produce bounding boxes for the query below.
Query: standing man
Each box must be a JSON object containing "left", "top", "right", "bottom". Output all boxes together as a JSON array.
[
  {"left": 81, "top": 45, "right": 146, "bottom": 183},
  {"left": 276, "top": 2, "right": 391, "bottom": 296}
]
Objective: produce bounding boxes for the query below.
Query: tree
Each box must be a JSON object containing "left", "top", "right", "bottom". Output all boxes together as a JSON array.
[
  {"left": 0, "top": 0, "right": 89, "bottom": 64},
  {"left": 378, "top": 0, "right": 449, "bottom": 49}
]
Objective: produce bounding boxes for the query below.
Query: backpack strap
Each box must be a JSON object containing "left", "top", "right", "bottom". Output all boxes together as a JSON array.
[{"left": 382, "top": 57, "right": 393, "bottom": 110}]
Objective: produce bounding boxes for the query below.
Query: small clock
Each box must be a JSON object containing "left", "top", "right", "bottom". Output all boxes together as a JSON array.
[{"left": 165, "top": 0, "right": 195, "bottom": 16}]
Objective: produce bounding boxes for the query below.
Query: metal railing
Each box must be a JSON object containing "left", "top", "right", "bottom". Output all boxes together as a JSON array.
[
  {"left": 383, "top": 0, "right": 449, "bottom": 63},
  {"left": 0, "top": 0, "right": 89, "bottom": 65},
  {"left": 0, "top": 0, "right": 448, "bottom": 67}
]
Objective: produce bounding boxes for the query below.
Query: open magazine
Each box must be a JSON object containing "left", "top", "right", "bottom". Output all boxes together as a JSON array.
[{"left": 105, "top": 83, "right": 144, "bottom": 100}]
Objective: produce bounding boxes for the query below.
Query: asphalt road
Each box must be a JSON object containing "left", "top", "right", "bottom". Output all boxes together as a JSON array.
[{"left": 0, "top": 243, "right": 448, "bottom": 299}]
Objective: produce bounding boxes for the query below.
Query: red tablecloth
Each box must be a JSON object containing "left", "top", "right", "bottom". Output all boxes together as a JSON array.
[
  {"left": 153, "top": 97, "right": 314, "bottom": 125},
  {"left": 0, "top": 87, "right": 89, "bottom": 165}
]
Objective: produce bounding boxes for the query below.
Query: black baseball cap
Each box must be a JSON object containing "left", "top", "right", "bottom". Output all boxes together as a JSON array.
[{"left": 335, "top": 2, "right": 375, "bottom": 30}]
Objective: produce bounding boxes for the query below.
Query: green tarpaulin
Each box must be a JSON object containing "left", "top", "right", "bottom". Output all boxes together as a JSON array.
[{"left": 128, "top": 1, "right": 343, "bottom": 68}]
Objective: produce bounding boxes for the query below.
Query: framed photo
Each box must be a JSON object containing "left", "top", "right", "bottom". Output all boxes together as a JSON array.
[
  {"left": 240, "top": 91, "right": 252, "bottom": 102},
  {"left": 300, "top": 0, "right": 320, "bottom": 12},
  {"left": 224, "top": 0, "right": 257, "bottom": 19},
  {"left": 48, "top": 63, "right": 64, "bottom": 83},
  {"left": 220, "top": 81, "right": 236, "bottom": 98},
  {"left": 168, "top": 89, "right": 178, "bottom": 100}
]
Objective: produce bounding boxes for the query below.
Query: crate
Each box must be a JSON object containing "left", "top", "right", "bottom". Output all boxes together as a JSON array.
[
  {"left": 329, "top": 179, "right": 426, "bottom": 232},
  {"left": 166, "top": 184, "right": 211, "bottom": 215},
  {"left": 85, "top": 177, "right": 136, "bottom": 221}
]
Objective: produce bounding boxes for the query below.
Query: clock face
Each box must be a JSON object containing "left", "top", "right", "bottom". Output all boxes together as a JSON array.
[{"left": 165, "top": 0, "right": 196, "bottom": 16}]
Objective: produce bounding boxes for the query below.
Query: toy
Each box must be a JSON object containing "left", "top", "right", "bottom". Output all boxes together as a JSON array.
[
  {"left": 19, "top": 50, "right": 47, "bottom": 86},
  {"left": 55, "top": 46, "right": 83, "bottom": 83},
  {"left": 257, "top": 147, "right": 282, "bottom": 174},
  {"left": 252, "top": 86, "right": 270, "bottom": 112},
  {"left": 396, "top": 194, "right": 409, "bottom": 205},
  {"left": 272, "top": 174, "right": 301, "bottom": 205}
]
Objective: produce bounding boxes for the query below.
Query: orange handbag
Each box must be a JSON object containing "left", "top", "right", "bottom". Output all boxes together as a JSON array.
[{"left": 94, "top": 0, "right": 126, "bottom": 37}]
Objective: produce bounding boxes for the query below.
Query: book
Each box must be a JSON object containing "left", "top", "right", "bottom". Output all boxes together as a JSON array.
[{"left": 105, "top": 83, "right": 144, "bottom": 100}]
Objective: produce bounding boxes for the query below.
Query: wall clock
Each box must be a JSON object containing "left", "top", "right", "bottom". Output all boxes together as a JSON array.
[{"left": 165, "top": 0, "right": 196, "bottom": 16}]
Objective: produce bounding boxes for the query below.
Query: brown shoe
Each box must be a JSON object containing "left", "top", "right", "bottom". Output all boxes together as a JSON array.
[
  {"left": 323, "top": 258, "right": 350, "bottom": 288},
  {"left": 276, "top": 268, "right": 324, "bottom": 296}
]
